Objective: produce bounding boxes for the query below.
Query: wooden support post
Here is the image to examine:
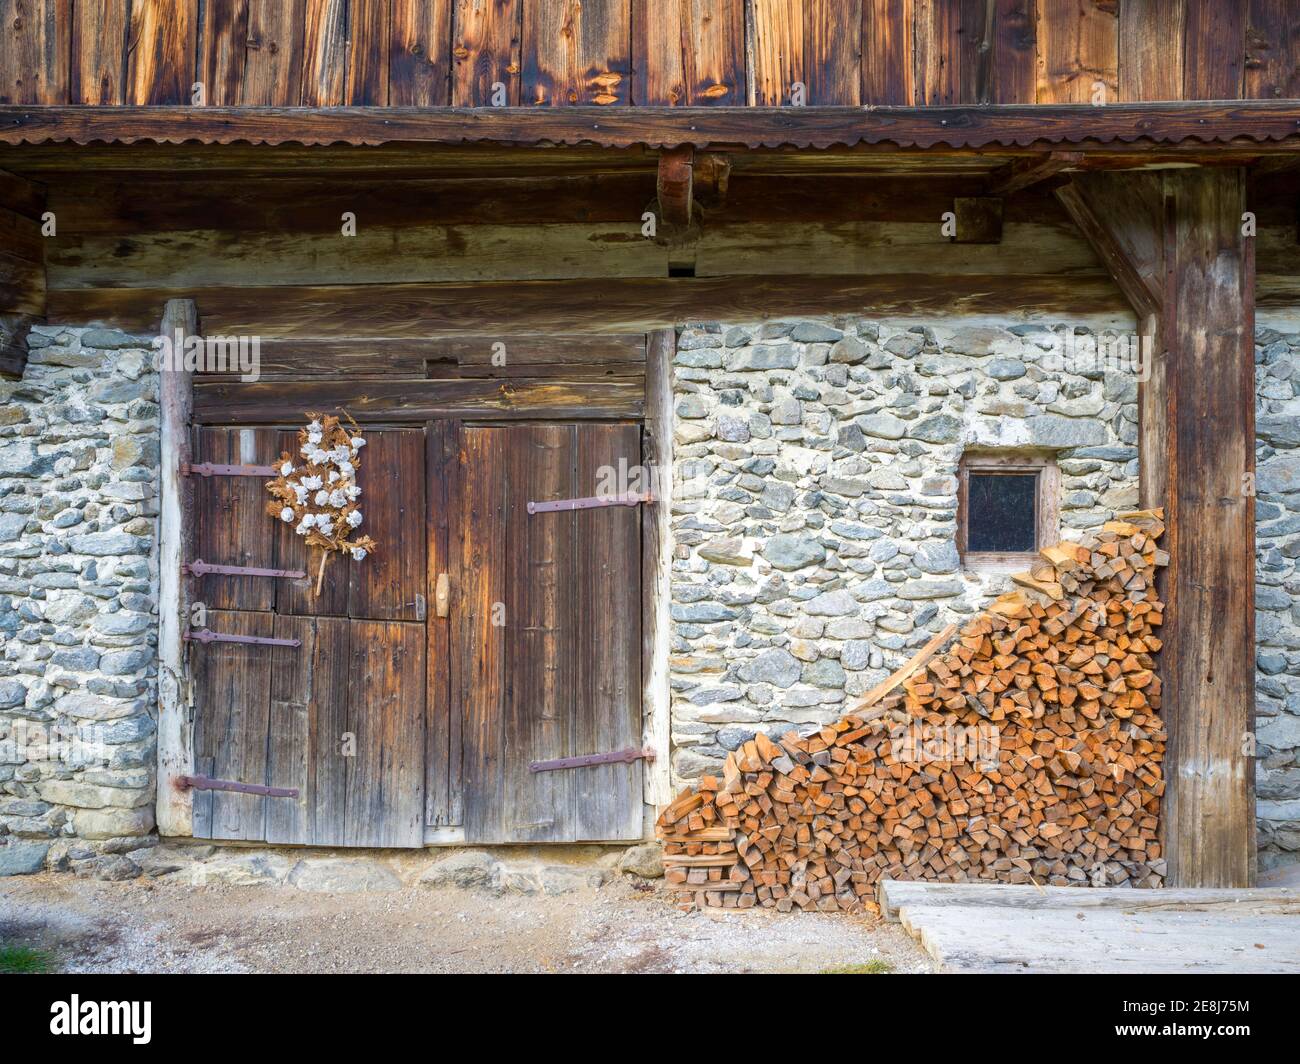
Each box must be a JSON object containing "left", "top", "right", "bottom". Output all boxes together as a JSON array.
[
  {"left": 641, "top": 328, "right": 674, "bottom": 813},
  {"left": 656, "top": 146, "right": 694, "bottom": 229},
  {"left": 1057, "top": 170, "right": 1255, "bottom": 887},
  {"left": 156, "top": 298, "right": 198, "bottom": 837}
]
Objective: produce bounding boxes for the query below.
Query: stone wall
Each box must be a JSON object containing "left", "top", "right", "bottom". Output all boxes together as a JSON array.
[
  {"left": 1255, "top": 324, "right": 1300, "bottom": 873},
  {"left": 0, "top": 326, "right": 160, "bottom": 877},
  {"left": 666, "top": 317, "right": 1139, "bottom": 778}
]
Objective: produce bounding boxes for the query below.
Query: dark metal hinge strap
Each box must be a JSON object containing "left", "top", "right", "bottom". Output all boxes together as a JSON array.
[
  {"left": 183, "top": 558, "right": 306, "bottom": 579},
  {"left": 181, "top": 462, "right": 278, "bottom": 477},
  {"left": 529, "top": 747, "right": 656, "bottom": 773},
  {"left": 184, "top": 628, "right": 301, "bottom": 648},
  {"left": 527, "top": 492, "right": 653, "bottom": 515},
  {"left": 175, "top": 774, "right": 299, "bottom": 798}
]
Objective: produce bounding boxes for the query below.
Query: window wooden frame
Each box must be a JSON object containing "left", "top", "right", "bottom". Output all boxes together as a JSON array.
[{"left": 957, "top": 452, "right": 1061, "bottom": 573}]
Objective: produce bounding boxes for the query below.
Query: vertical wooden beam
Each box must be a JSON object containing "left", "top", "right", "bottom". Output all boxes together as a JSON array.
[
  {"left": 157, "top": 298, "right": 198, "bottom": 838},
  {"left": 641, "top": 328, "right": 674, "bottom": 812},
  {"left": 1057, "top": 170, "right": 1256, "bottom": 888},
  {"left": 1160, "top": 169, "right": 1255, "bottom": 888}
]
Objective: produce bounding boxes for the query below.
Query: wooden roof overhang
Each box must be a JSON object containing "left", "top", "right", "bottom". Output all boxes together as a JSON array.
[{"left": 2, "top": 102, "right": 1300, "bottom": 155}]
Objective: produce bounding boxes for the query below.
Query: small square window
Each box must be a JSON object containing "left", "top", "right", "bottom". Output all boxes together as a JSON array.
[{"left": 958, "top": 454, "right": 1060, "bottom": 571}]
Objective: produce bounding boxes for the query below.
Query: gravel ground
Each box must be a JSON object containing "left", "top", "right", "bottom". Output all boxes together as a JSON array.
[{"left": 0, "top": 872, "right": 933, "bottom": 974}]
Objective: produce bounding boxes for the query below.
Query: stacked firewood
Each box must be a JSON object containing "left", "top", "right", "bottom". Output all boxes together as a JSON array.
[{"left": 658, "top": 510, "right": 1170, "bottom": 912}]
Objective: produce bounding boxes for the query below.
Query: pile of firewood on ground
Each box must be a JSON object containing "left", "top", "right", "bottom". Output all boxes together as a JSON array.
[{"left": 657, "top": 509, "right": 1169, "bottom": 913}]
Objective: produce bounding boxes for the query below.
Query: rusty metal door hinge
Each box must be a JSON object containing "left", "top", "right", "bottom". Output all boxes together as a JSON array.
[
  {"left": 181, "top": 462, "right": 277, "bottom": 477},
  {"left": 175, "top": 774, "right": 299, "bottom": 798},
  {"left": 527, "top": 492, "right": 652, "bottom": 515},
  {"left": 184, "top": 628, "right": 301, "bottom": 648},
  {"left": 529, "top": 747, "right": 656, "bottom": 773},
  {"left": 183, "top": 558, "right": 306, "bottom": 579}
]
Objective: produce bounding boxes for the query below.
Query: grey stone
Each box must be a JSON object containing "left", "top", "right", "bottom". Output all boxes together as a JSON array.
[
  {"left": 829, "top": 337, "right": 869, "bottom": 364},
  {"left": 856, "top": 413, "right": 907, "bottom": 440},
  {"left": 804, "top": 590, "right": 858, "bottom": 616},
  {"left": 0, "top": 842, "right": 50, "bottom": 876},
  {"left": 738, "top": 648, "right": 802, "bottom": 688},
  {"left": 1026, "top": 415, "right": 1106, "bottom": 448},
  {"left": 792, "top": 324, "right": 842, "bottom": 343},
  {"left": 761, "top": 533, "right": 826, "bottom": 571},
  {"left": 915, "top": 541, "right": 959, "bottom": 575},
  {"left": 289, "top": 857, "right": 401, "bottom": 893},
  {"left": 618, "top": 842, "right": 664, "bottom": 878},
  {"left": 419, "top": 849, "right": 498, "bottom": 890},
  {"left": 66, "top": 532, "right": 150, "bottom": 556},
  {"left": 725, "top": 345, "right": 799, "bottom": 371},
  {"left": 1259, "top": 455, "right": 1300, "bottom": 496},
  {"left": 802, "top": 658, "right": 846, "bottom": 688},
  {"left": 988, "top": 358, "right": 1026, "bottom": 380},
  {"left": 912, "top": 414, "right": 962, "bottom": 444}
]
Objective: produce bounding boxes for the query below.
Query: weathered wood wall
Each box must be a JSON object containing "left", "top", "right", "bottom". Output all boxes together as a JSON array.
[{"left": 2, "top": 1, "right": 1295, "bottom": 107}]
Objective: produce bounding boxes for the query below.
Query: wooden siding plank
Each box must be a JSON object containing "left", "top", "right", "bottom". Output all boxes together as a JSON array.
[
  {"left": 299, "top": 0, "right": 350, "bottom": 105},
  {"left": 347, "top": 0, "right": 391, "bottom": 104},
  {"left": 266, "top": 614, "right": 351, "bottom": 844},
  {"left": 991, "top": 0, "right": 1036, "bottom": 104},
  {"left": 1034, "top": 0, "right": 1118, "bottom": 104},
  {"left": 500, "top": 423, "right": 575, "bottom": 841},
  {"left": 1118, "top": 0, "right": 1185, "bottom": 102},
  {"left": 452, "top": 0, "right": 521, "bottom": 106},
  {"left": 71, "top": 0, "right": 129, "bottom": 104},
  {"left": 390, "top": 0, "right": 452, "bottom": 105},
  {"left": 862, "top": 0, "right": 914, "bottom": 104},
  {"left": 523, "top": 0, "right": 631, "bottom": 106},
  {"left": 1246, "top": 0, "right": 1300, "bottom": 101},
  {"left": 348, "top": 428, "right": 427, "bottom": 621},
  {"left": 631, "top": 0, "right": 743, "bottom": 105},
  {"left": 0, "top": 0, "right": 69, "bottom": 104},
  {"left": 425, "top": 420, "right": 460, "bottom": 826},
  {"left": 914, "top": 0, "right": 989, "bottom": 105},
  {"left": 458, "top": 426, "right": 508, "bottom": 842},
  {"left": 345, "top": 619, "right": 426, "bottom": 846},
  {"left": 193, "top": 427, "right": 281, "bottom": 611},
  {"left": 192, "top": 377, "right": 647, "bottom": 423},
  {"left": 751, "top": 0, "right": 862, "bottom": 105},
  {"left": 201, "top": 0, "right": 251, "bottom": 106},
  {"left": 1182, "top": 0, "right": 1246, "bottom": 101},
  {"left": 573, "top": 423, "right": 643, "bottom": 841},
  {"left": 241, "top": 0, "right": 307, "bottom": 104},
  {"left": 127, "top": 0, "right": 198, "bottom": 104},
  {"left": 191, "top": 608, "right": 276, "bottom": 842}
]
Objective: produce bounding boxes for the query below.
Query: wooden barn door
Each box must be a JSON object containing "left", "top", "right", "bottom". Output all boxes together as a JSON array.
[
  {"left": 190, "top": 426, "right": 428, "bottom": 847},
  {"left": 458, "top": 423, "right": 644, "bottom": 843}
]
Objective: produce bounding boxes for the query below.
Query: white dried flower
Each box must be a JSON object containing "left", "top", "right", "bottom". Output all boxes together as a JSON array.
[
  {"left": 327, "top": 470, "right": 339, "bottom": 483},
  {"left": 314, "top": 490, "right": 329, "bottom": 506},
  {"left": 350, "top": 546, "right": 367, "bottom": 562},
  {"left": 280, "top": 507, "right": 294, "bottom": 522},
  {"left": 346, "top": 509, "right": 363, "bottom": 528},
  {"left": 345, "top": 484, "right": 361, "bottom": 501},
  {"left": 337, "top": 461, "right": 354, "bottom": 477},
  {"left": 280, "top": 462, "right": 294, "bottom": 476},
  {"left": 301, "top": 475, "right": 322, "bottom": 490},
  {"left": 317, "top": 519, "right": 333, "bottom": 536},
  {"left": 351, "top": 436, "right": 366, "bottom": 449},
  {"left": 328, "top": 489, "right": 347, "bottom": 507}
]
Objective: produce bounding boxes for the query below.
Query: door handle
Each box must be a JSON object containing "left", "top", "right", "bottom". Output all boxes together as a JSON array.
[{"left": 435, "top": 573, "right": 450, "bottom": 618}]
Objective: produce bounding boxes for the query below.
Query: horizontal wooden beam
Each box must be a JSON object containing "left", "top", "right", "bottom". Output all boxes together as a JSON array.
[
  {"left": 49, "top": 273, "right": 1131, "bottom": 337},
  {"left": 3, "top": 104, "right": 1300, "bottom": 153},
  {"left": 192, "top": 378, "right": 645, "bottom": 423}
]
